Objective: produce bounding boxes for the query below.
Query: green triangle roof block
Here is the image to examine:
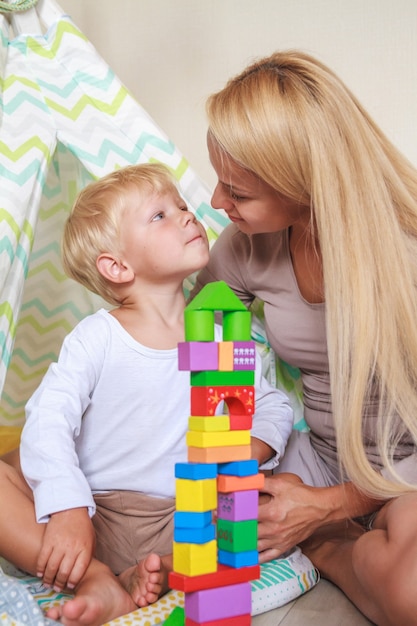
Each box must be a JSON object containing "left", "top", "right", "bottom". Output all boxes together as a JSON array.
[{"left": 186, "top": 280, "right": 247, "bottom": 312}]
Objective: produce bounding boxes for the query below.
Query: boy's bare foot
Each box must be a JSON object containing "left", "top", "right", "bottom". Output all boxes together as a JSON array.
[
  {"left": 45, "top": 560, "right": 136, "bottom": 626},
  {"left": 118, "top": 553, "right": 171, "bottom": 607}
]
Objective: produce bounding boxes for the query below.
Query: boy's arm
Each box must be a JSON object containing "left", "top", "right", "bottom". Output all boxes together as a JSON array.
[
  {"left": 250, "top": 349, "right": 293, "bottom": 469},
  {"left": 38, "top": 507, "right": 95, "bottom": 591}
]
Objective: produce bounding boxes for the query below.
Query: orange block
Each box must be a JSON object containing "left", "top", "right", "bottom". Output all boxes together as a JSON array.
[
  {"left": 188, "top": 444, "right": 251, "bottom": 464},
  {"left": 218, "top": 341, "right": 234, "bottom": 371},
  {"left": 217, "top": 473, "right": 265, "bottom": 493}
]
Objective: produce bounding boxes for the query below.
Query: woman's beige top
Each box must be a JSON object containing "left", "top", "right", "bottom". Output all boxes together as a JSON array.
[{"left": 193, "top": 223, "right": 416, "bottom": 482}]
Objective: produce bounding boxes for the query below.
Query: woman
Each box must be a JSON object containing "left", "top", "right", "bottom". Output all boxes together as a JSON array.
[{"left": 193, "top": 50, "right": 417, "bottom": 626}]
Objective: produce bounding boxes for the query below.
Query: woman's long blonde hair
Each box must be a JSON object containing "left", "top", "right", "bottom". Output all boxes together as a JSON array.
[{"left": 207, "top": 50, "right": 417, "bottom": 499}]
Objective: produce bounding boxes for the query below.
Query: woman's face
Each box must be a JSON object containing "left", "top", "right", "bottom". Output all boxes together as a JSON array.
[{"left": 208, "top": 134, "right": 309, "bottom": 235}]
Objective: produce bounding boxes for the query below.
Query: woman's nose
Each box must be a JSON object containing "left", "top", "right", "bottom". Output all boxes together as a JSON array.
[{"left": 211, "top": 184, "right": 232, "bottom": 211}]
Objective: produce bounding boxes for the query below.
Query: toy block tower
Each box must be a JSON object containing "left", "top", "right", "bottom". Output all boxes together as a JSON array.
[{"left": 169, "top": 281, "right": 264, "bottom": 624}]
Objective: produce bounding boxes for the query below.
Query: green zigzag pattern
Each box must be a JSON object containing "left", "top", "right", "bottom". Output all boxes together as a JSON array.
[{"left": 0, "top": 11, "right": 228, "bottom": 425}]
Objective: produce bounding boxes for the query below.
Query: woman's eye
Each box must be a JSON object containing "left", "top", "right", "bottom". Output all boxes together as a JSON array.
[{"left": 230, "top": 191, "right": 245, "bottom": 201}]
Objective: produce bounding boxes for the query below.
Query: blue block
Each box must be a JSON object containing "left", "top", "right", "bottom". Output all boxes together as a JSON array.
[
  {"left": 174, "top": 510, "right": 213, "bottom": 529},
  {"left": 218, "top": 549, "right": 259, "bottom": 568},
  {"left": 175, "top": 462, "right": 218, "bottom": 480},
  {"left": 174, "top": 524, "right": 216, "bottom": 544},
  {"left": 218, "top": 459, "right": 258, "bottom": 477}
]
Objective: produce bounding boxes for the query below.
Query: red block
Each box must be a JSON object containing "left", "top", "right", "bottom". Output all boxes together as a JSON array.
[
  {"left": 190, "top": 386, "right": 254, "bottom": 417},
  {"left": 169, "top": 563, "right": 260, "bottom": 592}
]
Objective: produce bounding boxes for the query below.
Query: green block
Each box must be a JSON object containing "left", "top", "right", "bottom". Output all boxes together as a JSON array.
[
  {"left": 184, "top": 309, "right": 215, "bottom": 341},
  {"left": 186, "top": 280, "right": 247, "bottom": 312},
  {"left": 190, "top": 370, "right": 255, "bottom": 386},
  {"left": 223, "top": 310, "right": 251, "bottom": 341},
  {"left": 217, "top": 519, "right": 258, "bottom": 553},
  {"left": 163, "top": 606, "right": 185, "bottom": 625}
]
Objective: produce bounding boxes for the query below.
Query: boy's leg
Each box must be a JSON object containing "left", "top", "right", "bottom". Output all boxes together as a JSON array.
[{"left": 0, "top": 458, "right": 137, "bottom": 626}]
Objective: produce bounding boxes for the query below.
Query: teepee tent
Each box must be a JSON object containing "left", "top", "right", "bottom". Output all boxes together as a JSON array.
[{"left": 0, "top": 0, "right": 229, "bottom": 437}]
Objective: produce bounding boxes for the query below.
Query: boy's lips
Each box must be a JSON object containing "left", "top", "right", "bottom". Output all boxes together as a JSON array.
[{"left": 186, "top": 233, "right": 203, "bottom": 244}]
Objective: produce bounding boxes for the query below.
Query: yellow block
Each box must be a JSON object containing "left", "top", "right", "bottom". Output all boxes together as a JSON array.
[
  {"left": 176, "top": 477, "right": 217, "bottom": 512},
  {"left": 173, "top": 539, "right": 217, "bottom": 576},
  {"left": 186, "top": 429, "right": 250, "bottom": 448},
  {"left": 188, "top": 415, "right": 230, "bottom": 432},
  {"left": 188, "top": 444, "right": 252, "bottom": 464}
]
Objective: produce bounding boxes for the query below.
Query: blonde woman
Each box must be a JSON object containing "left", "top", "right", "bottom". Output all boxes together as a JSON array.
[{"left": 193, "top": 50, "right": 417, "bottom": 626}]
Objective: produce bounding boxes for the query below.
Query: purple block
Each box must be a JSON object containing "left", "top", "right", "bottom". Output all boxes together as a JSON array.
[
  {"left": 178, "top": 341, "right": 218, "bottom": 371},
  {"left": 233, "top": 341, "right": 256, "bottom": 370},
  {"left": 185, "top": 582, "right": 251, "bottom": 622},
  {"left": 218, "top": 489, "right": 259, "bottom": 521}
]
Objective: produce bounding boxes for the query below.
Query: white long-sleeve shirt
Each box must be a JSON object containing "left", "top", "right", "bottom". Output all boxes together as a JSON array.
[{"left": 21, "top": 309, "right": 293, "bottom": 523}]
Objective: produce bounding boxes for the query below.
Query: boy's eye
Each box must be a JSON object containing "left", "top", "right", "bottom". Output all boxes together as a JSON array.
[
  {"left": 180, "top": 206, "right": 189, "bottom": 212},
  {"left": 151, "top": 212, "right": 164, "bottom": 221}
]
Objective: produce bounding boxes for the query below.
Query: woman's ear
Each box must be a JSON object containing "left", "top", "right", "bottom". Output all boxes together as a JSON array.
[{"left": 96, "top": 254, "right": 134, "bottom": 284}]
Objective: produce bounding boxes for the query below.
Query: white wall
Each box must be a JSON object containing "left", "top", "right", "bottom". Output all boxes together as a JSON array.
[{"left": 58, "top": 0, "right": 417, "bottom": 189}]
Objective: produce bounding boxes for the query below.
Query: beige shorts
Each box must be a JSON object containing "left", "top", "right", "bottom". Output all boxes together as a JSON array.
[{"left": 92, "top": 491, "right": 175, "bottom": 575}]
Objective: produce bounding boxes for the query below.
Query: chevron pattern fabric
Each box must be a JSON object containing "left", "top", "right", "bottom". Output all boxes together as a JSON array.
[{"left": 0, "top": 1, "right": 228, "bottom": 425}]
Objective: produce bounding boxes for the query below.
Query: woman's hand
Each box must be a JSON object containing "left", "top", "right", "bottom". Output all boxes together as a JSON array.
[{"left": 257, "top": 473, "right": 334, "bottom": 562}]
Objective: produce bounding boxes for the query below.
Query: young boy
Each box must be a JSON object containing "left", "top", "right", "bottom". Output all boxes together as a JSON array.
[{"left": 0, "top": 164, "right": 293, "bottom": 626}]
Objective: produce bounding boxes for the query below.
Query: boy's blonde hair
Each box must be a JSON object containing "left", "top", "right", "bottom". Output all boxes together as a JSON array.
[
  {"left": 62, "top": 163, "right": 178, "bottom": 305},
  {"left": 207, "top": 50, "right": 417, "bottom": 499}
]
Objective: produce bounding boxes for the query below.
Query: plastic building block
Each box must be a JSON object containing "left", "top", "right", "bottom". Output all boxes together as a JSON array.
[
  {"left": 217, "top": 460, "right": 258, "bottom": 476},
  {"left": 186, "top": 281, "right": 247, "bottom": 312},
  {"left": 217, "top": 519, "right": 258, "bottom": 552},
  {"left": 175, "top": 478, "right": 217, "bottom": 512},
  {"left": 232, "top": 341, "right": 256, "bottom": 370},
  {"left": 169, "top": 563, "right": 260, "bottom": 593},
  {"left": 188, "top": 416, "right": 230, "bottom": 432},
  {"left": 184, "top": 310, "right": 215, "bottom": 341},
  {"left": 174, "top": 511, "right": 213, "bottom": 529},
  {"left": 173, "top": 539, "right": 217, "bottom": 576},
  {"left": 218, "top": 341, "right": 234, "bottom": 371},
  {"left": 188, "top": 444, "right": 251, "bottom": 464},
  {"left": 175, "top": 463, "right": 218, "bottom": 480},
  {"left": 190, "top": 370, "right": 254, "bottom": 387},
  {"left": 164, "top": 606, "right": 185, "bottom": 625},
  {"left": 218, "top": 549, "right": 259, "bottom": 568},
  {"left": 223, "top": 311, "right": 251, "bottom": 341},
  {"left": 228, "top": 414, "right": 252, "bottom": 431},
  {"left": 174, "top": 524, "right": 216, "bottom": 544},
  {"left": 184, "top": 581, "right": 251, "bottom": 622},
  {"left": 186, "top": 430, "right": 250, "bottom": 449},
  {"left": 178, "top": 341, "right": 218, "bottom": 371},
  {"left": 217, "top": 490, "right": 259, "bottom": 521},
  {"left": 190, "top": 386, "right": 255, "bottom": 417},
  {"left": 185, "top": 614, "right": 251, "bottom": 626},
  {"left": 217, "top": 473, "right": 265, "bottom": 493}
]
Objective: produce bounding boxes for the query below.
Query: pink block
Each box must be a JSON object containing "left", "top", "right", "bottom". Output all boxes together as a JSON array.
[
  {"left": 233, "top": 341, "right": 256, "bottom": 370},
  {"left": 217, "top": 489, "right": 259, "bottom": 521},
  {"left": 178, "top": 342, "right": 218, "bottom": 371},
  {"left": 185, "top": 582, "right": 251, "bottom": 622}
]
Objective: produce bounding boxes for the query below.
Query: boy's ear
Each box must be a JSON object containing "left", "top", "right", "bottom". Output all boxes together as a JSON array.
[{"left": 96, "top": 253, "right": 134, "bottom": 284}]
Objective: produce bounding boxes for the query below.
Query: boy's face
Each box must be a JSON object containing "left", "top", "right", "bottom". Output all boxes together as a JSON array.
[{"left": 119, "top": 186, "right": 209, "bottom": 284}]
